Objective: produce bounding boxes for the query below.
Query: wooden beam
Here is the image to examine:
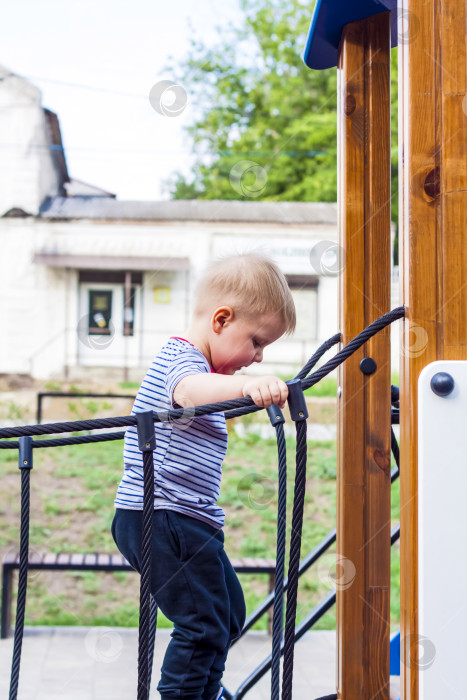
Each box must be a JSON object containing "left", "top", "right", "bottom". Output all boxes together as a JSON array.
[
  {"left": 399, "top": 1, "right": 467, "bottom": 697},
  {"left": 337, "top": 12, "right": 392, "bottom": 699}
]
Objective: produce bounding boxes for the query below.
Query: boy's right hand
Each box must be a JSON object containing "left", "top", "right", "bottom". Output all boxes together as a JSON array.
[{"left": 242, "top": 376, "right": 289, "bottom": 409}]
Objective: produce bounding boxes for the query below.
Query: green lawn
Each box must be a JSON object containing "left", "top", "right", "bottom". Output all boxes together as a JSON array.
[{"left": 0, "top": 423, "right": 400, "bottom": 633}]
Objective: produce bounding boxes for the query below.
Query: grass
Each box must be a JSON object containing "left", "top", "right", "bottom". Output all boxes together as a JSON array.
[
  {"left": 0, "top": 419, "right": 400, "bottom": 634},
  {"left": 118, "top": 382, "right": 140, "bottom": 391}
]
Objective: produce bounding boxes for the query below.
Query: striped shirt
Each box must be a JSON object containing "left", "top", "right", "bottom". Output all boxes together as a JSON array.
[{"left": 114, "top": 337, "right": 228, "bottom": 528}]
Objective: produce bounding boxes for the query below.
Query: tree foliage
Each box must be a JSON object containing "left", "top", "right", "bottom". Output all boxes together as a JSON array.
[
  {"left": 166, "top": 0, "right": 337, "bottom": 202},
  {"left": 167, "top": 0, "right": 399, "bottom": 242}
]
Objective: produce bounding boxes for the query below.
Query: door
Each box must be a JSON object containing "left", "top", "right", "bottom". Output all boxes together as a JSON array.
[{"left": 77, "top": 282, "right": 141, "bottom": 366}]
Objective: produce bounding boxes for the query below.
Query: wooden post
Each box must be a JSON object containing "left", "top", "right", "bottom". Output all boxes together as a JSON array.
[
  {"left": 337, "top": 13, "right": 391, "bottom": 699},
  {"left": 399, "top": 1, "right": 467, "bottom": 697}
]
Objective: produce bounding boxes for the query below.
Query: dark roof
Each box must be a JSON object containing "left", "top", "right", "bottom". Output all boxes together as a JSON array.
[
  {"left": 39, "top": 197, "right": 337, "bottom": 224},
  {"left": 43, "top": 109, "right": 69, "bottom": 193},
  {"left": 304, "top": 0, "right": 398, "bottom": 70},
  {"left": 65, "top": 178, "right": 116, "bottom": 198}
]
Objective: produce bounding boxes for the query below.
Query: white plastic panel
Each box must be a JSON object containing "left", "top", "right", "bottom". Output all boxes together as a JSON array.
[{"left": 418, "top": 361, "right": 467, "bottom": 699}]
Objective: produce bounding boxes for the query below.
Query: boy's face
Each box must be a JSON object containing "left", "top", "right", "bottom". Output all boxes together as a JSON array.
[{"left": 210, "top": 308, "right": 286, "bottom": 375}]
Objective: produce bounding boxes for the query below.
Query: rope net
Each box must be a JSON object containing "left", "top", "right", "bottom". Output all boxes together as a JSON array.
[{"left": 1, "top": 306, "right": 405, "bottom": 700}]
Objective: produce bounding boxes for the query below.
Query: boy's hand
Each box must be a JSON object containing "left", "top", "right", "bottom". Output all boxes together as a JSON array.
[{"left": 242, "top": 376, "right": 289, "bottom": 409}]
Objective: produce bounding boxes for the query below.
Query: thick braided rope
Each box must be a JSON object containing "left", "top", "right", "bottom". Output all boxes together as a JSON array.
[
  {"left": 147, "top": 595, "right": 158, "bottom": 694},
  {"left": 0, "top": 431, "right": 126, "bottom": 450},
  {"left": 225, "top": 334, "right": 341, "bottom": 421},
  {"left": 281, "top": 419, "right": 308, "bottom": 700},
  {"left": 0, "top": 330, "right": 343, "bottom": 448},
  {"left": 137, "top": 449, "right": 154, "bottom": 700},
  {"left": 223, "top": 404, "right": 263, "bottom": 421},
  {"left": 0, "top": 402, "right": 254, "bottom": 439},
  {"left": 1, "top": 306, "right": 405, "bottom": 700},
  {"left": 296, "top": 332, "right": 341, "bottom": 381},
  {"left": 0, "top": 307, "right": 405, "bottom": 442},
  {"left": 0, "top": 416, "right": 138, "bottom": 439},
  {"left": 260, "top": 525, "right": 402, "bottom": 700},
  {"left": 9, "top": 468, "right": 31, "bottom": 700},
  {"left": 271, "top": 421, "right": 287, "bottom": 700},
  {"left": 301, "top": 307, "right": 405, "bottom": 392}
]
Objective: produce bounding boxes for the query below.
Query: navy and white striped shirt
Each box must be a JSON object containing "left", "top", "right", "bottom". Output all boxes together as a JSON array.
[{"left": 114, "top": 337, "right": 228, "bottom": 529}]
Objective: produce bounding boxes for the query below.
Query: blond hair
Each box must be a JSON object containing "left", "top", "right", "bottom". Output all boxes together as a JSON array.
[{"left": 193, "top": 252, "right": 296, "bottom": 335}]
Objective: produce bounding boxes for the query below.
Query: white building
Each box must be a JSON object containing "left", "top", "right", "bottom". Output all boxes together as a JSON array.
[{"left": 0, "top": 66, "right": 399, "bottom": 381}]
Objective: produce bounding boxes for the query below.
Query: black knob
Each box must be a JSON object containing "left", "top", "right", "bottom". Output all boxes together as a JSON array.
[
  {"left": 430, "top": 372, "right": 455, "bottom": 397},
  {"left": 360, "top": 357, "right": 377, "bottom": 375}
]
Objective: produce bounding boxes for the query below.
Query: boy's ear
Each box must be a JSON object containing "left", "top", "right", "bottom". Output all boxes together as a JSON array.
[{"left": 212, "top": 306, "right": 235, "bottom": 333}]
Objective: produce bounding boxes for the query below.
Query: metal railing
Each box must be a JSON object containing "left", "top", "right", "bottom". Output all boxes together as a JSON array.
[{"left": 36, "top": 392, "right": 135, "bottom": 424}]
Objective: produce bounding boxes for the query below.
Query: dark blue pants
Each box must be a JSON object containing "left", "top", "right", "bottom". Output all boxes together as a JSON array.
[{"left": 111, "top": 508, "right": 246, "bottom": 700}]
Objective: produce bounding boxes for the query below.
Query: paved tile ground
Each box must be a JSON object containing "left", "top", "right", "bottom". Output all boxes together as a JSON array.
[{"left": 0, "top": 627, "right": 337, "bottom": 699}]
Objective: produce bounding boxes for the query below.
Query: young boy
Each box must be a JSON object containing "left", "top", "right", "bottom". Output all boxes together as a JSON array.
[{"left": 112, "top": 253, "right": 296, "bottom": 700}]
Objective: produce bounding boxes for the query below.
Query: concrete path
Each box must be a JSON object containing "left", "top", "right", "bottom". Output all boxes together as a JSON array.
[{"left": 0, "top": 626, "right": 337, "bottom": 699}]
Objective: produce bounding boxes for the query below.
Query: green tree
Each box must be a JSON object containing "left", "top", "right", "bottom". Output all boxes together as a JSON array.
[
  {"left": 167, "top": 0, "right": 399, "bottom": 258},
  {"left": 166, "top": 0, "right": 337, "bottom": 202}
]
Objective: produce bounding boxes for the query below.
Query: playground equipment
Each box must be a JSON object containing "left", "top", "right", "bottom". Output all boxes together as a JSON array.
[
  {"left": 1, "top": 308, "right": 404, "bottom": 700},
  {"left": 305, "top": 1, "right": 467, "bottom": 698},
  {"left": 1, "top": 0, "right": 465, "bottom": 697}
]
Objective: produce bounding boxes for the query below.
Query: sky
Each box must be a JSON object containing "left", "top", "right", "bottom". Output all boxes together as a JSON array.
[{"left": 1, "top": 0, "right": 244, "bottom": 200}]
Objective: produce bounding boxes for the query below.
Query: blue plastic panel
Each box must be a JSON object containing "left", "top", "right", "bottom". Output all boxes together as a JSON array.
[
  {"left": 304, "top": 0, "right": 398, "bottom": 70},
  {"left": 389, "top": 631, "right": 400, "bottom": 676}
]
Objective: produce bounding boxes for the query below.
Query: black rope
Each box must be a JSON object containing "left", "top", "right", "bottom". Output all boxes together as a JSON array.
[
  {"left": 301, "top": 307, "right": 405, "bottom": 392},
  {"left": 0, "top": 431, "right": 125, "bottom": 450},
  {"left": 0, "top": 306, "right": 405, "bottom": 700},
  {"left": 296, "top": 332, "right": 341, "bottom": 381},
  {"left": 223, "top": 404, "right": 263, "bottom": 421},
  {"left": 9, "top": 438, "right": 33, "bottom": 700},
  {"left": 271, "top": 419, "right": 287, "bottom": 700},
  {"left": 281, "top": 419, "right": 308, "bottom": 700},
  {"left": 147, "top": 595, "right": 158, "bottom": 694},
  {"left": 228, "top": 521, "right": 402, "bottom": 700},
  {"left": 138, "top": 448, "right": 155, "bottom": 700},
  {"left": 0, "top": 307, "right": 406, "bottom": 442},
  {"left": 0, "top": 416, "right": 138, "bottom": 439},
  {"left": 225, "top": 332, "right": 342, "bottom": 422}
]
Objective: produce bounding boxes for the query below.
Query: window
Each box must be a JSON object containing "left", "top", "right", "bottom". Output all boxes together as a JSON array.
[{"left": 88, "top": 290, "right": 112, "bottom": 335}]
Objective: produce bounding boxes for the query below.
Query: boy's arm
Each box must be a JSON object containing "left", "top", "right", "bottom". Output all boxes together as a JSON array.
[{"left": 173, "top": 373, "right": 288, "bottom": 410}]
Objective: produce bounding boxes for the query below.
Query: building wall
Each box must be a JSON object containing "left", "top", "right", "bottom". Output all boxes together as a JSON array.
[
  {"left": 0, "top": 216, "right": 351, "bottom": 379},
  {"left": 0, "top": 68, "right": 401, "bottom": 382},
  {"left": 0, "top": 215, "right": 401, "bottom": 380},
  {"left": 0, "top": 69, "right": 62, "bottom": 216}
]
